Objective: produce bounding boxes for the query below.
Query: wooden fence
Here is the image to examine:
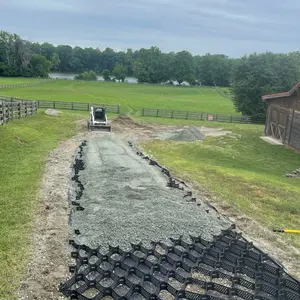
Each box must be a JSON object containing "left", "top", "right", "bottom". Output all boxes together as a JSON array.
[
  {"left": 37, "top": 100, "right": 120, "bottom": 113},
  {"left": 0, "top": 99, "right": 37, "bottom": 125},
  {"left": 142, "top": 108, "right": 265, "bottom": 124},
  {"left": 0, "top": 96, "right": 120, "bottom": 114}
]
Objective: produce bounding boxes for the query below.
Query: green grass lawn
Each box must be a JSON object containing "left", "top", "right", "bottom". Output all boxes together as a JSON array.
[
  {"left": 0, "top": 110, "right": 85, "bottom": 300},
  {"left": 0, "top": 79, "right": 237, "bottom": 115},
  {"left": 139, "top": 118, "right": 300, "bottom": 249},
  {"left": 0, "top": 77, "right": 45, "bottom": 85}
]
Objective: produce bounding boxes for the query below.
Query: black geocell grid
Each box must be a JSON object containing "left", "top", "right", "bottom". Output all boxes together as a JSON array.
[{"left": 61, "top": 141, "right": 300, "bottom": 300}]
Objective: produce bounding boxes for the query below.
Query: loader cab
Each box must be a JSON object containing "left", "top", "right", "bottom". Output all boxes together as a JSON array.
[{"left": 94, "top": 107, "right": 106, "bottom": 121}]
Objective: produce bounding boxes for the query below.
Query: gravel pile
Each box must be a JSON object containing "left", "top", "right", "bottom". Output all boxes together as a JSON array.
[
  {"left": 69, "top": 134, "right": 231, "bottom": 250},
  {"left": 168, "top": 126, "right": 205, "bottom": 141}
]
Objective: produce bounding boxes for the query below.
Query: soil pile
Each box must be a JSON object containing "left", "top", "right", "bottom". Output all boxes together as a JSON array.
[
  {"left": 111, "top": 115, "right": 150, "bottom": 129},
  {"left": 168, "top": 126, "right": 205, "bottom": 141}
]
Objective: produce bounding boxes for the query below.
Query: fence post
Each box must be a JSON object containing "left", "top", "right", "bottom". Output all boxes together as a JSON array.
[
  {"left": 53, "top": 101, "right": 55, "bottom": 109},
  {"left": 142, "top": 108, "right": 144, "bottom": 116},
  {"left": 88, "top": 103, "right": 90, "bottom": 111},
  {"left": 186, "top": 111, "right": 188, "bottom": 119},
  {"left": 118, "top": 104, "right": 120, "bottom": 114},
  {"left": 72, "top": 102, "right": 74, "bottom": 110},
  {"left": 231, "top": 115, "right": 233, "bottom": 123},
  {"left": 4, "top": 102, "right": 7, "bottom": 123},
  {"left": 288, "top": 109, "right": 295, "bottom": 145},
  {"left": 156, "top": 109, "right": 159, "bottom": 117}
]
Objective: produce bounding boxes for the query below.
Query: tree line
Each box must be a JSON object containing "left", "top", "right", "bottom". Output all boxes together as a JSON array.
[
  {"left": 0, "top": 30, "right": 235, "bottom": 85},
  {"left": 1, "top": 29, "right": 300, "bottom": 119}
]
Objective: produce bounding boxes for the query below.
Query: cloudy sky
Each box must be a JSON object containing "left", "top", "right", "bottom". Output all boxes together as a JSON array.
[{"left": 1, "top": 0, "right": 299, "bottom": 57}]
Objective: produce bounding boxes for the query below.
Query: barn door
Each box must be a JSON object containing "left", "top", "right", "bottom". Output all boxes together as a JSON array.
[{"left": 269, "top": 106, "right": 289, "bottom": 143}]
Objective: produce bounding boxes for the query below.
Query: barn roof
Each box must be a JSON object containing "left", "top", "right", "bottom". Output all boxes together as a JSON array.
[{"left": 262, "top": 82, "right": 300, "bottom": 100}]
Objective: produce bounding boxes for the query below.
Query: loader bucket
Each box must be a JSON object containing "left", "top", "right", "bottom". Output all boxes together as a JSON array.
[{"left": 88, "top": 121, "right": 111, "bottom": 132}]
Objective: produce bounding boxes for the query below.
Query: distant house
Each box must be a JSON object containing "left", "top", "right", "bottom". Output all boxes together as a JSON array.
[{"left": 262, "top": 82, "right": 300, "bottom": 150}]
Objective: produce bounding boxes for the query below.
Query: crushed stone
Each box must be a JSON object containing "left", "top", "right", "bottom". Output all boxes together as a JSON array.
[
  {"left": 167, "top": 126, "right": 206, "bottom": 141},
  {"left": 69, "top": 134, "right": 231, "bottom": 250}
]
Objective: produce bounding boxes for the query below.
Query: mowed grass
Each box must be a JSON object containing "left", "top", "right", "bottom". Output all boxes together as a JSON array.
[
  {"left": 0, "top": 79, "right": 238, "bottom": 115},
  {"left": 0, "top": 110, "right": 85, "bottom": 300},
  {"left": 139, "top": 118, "right": 300, "bottom": 248},
  {"left": 0, "top": 77, "right": 44, "bottom": 84}
]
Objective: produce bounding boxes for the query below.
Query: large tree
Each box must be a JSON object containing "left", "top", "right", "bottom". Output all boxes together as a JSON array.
[
  {"left": 112, "top": 64, "right": 126, "bottom": 82},
  {"left": 232, "top": 52, "right": 300, "bottom": 120},
  {"left": 172, "top": 51, "right": 195, "bottom": 85},
  {"left": 29, "top": 54, "right": 51, "bottom": 77}
]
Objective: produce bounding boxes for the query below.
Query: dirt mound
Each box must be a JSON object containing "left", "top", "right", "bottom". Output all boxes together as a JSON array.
[
  {"left": 168, "top": 126, "right": 205, "bottom": 141},
  {"left": 111, "top": 115, "right": 150, "bottom": 129}
]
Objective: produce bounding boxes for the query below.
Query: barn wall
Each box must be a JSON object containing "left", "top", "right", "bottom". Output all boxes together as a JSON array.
[
  {"left": 265, "top": 104, "right": 292, "bottom": 143},
  {"left": 267, "top": 94, "right": 298, "bottom": 110},
  {"left": 289, "top": 110, "right": 300, "bottom": 150}
]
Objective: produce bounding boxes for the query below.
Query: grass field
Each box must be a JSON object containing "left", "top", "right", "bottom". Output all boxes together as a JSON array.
[
  {"left": 140, "top": 118, "right": 300, "bottom": 250},
  {"left": 0, "top": 77, "right": 45, "bottom": 84},
  {"left": 0, "top": 110, "right": 85, "bottom": 300},
  {"left": 0, "top": 79, "right": 238, "bottom": 115}
]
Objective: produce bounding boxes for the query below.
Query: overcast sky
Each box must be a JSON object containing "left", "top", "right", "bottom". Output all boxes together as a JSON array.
[{"left": 1, "top": 0, "right": 299, "bottom": 57}]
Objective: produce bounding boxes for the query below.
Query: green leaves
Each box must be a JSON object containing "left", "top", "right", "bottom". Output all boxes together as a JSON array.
[
  {"left": 74, "top": 70, "right": 97, "bottom": 81},
  {"left": 231, "top": 52, "right": 300, "bottom": 119},
  {"left": 112, "top": 64, "right": 126, "bottom": 82}
]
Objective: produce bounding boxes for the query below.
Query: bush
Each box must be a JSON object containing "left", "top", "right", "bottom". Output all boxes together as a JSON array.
[{"left": 75, "top": 70, "right": 97, "bottom": 81}]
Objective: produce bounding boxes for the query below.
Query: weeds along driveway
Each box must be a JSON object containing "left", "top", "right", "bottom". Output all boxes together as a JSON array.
[{"left": 69, "top": 133, "right": 231, "bottom": 250}]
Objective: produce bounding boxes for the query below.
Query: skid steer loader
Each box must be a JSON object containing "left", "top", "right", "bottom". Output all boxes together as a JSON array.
[{"left": 87, "top": 106, "right": 111, "bottom": 132}]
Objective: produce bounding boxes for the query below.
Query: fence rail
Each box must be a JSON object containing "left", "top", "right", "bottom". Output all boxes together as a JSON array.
[
  {"left": 0, "top": 99, "right": 37, "bottom": 125},
  {"left": 0, "top": 95, "right": 120, "bottom": 114},
  {"left": 0, "top": 79, "right": 54, "bottom": 89},
  {"left": 37, "top": 100, "right": 120, "bottom": 113},
  {"left": 142, "top": 108, "right": 265, "bottom": 124}
]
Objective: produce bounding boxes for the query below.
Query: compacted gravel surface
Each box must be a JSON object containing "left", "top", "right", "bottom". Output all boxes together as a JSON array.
[{"left": 69, "top": 133, "right": 231, "bottom": 250}]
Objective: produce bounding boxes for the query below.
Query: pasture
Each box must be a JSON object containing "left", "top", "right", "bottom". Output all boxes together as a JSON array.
[
  {"left": 0, "top": 77, "right": 44, "bottom": 85},
  {"left": 0, "top": 79, "right": 238, "bottom": 115}
]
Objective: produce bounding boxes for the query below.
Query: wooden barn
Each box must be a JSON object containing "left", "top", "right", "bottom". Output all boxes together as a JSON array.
[{"left": 262, "top": 82, "right": 300, "bottom": 150}]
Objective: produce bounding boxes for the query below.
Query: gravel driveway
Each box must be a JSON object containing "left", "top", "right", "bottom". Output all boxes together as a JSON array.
[{"left": 69, "top": 133, "right": 231, "bottom": 250}]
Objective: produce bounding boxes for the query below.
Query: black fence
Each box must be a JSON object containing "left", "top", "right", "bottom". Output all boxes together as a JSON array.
[{"left": 142, "top": 108, "right": 265, "bottom": 124}]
